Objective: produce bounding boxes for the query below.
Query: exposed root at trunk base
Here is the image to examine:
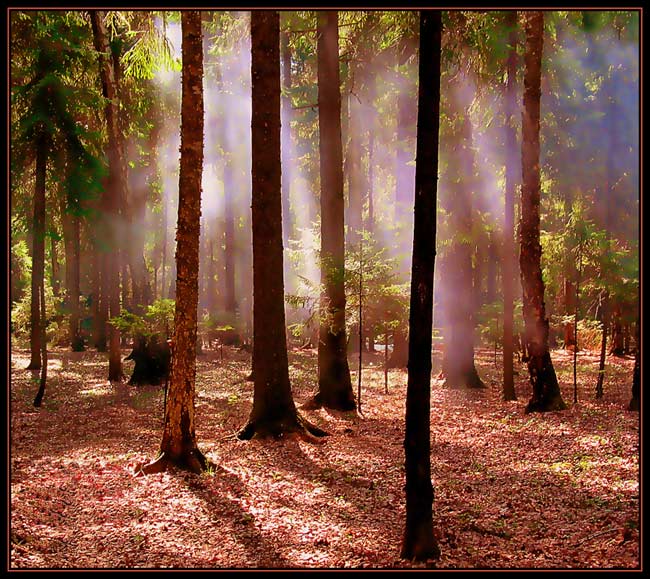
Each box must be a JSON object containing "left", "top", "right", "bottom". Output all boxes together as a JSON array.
[
  {"left": 441, "top": 369, "right": 487, "bottom": 390},
  {"left": 525, "top": 395, "right": 567, "bottom": 413},
  {"left": 134, "top": 448, "right": 211, "bottom": 477},
  {"left": 400, "top": 536, "right": 441, "bottom": 562},
  {"left": 304, "top": 391, "right": 357, "bottom": 412},
  {"left": 237, "top": 415, "right": 328, "bottom": 442}
]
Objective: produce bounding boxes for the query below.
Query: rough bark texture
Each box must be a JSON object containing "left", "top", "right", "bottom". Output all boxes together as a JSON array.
[
  {"left": 520, "top": 12, "right": 566, "bottom": 414},
  {"left": 401, "top": 10, "right": 441, "bottom": 563},
  {"left": 314, "top": 11, "right": 356, "bottom": 411},
  {"left": 91, "top": 10, "right": 124, "bottom": 382},
  {"left": 27, "top": 132, "right": 47, "bottom": 370},
  {"left": 240, "top": 11, "right": 326, "bottom": 440},
  {"left": 141, "top": 11, "right": 207, "bottom": 475},
  {"left": 502, "top": 10, "right": 518, "bottom": 401}
]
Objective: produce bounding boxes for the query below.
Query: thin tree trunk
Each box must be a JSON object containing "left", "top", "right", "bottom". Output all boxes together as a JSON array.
[
  {"left": 520, "top": 11, "right": 566, "bottom": 413},
  {"left": 346, "top": 76, "right": 363, "bottom": 249},
  {"left": 628, "top": 309, "right": 639, "bottom": 411},
  {"left": 140, "top": 11, "right": 207, "bottom": 475},
  {"left": 33, "top": 277, "right": 47, "bottom": 406},
  {"left": 239, "top": 10, "right": 325, "bottom": 440},
  {"left": 313, "top": 10, "right": 356, "bottom": 411},
  {"left": 401, "top": 10, "right": 441, "bottom": 563},
  {"left": 27, "top": 132, "right": 47, "bottom": 370},
  {"left": 502, "top": 10, "right": 518, "bottom": 402},
  {"left": 50, "top": 236, "right": 61, "bottom": 298},
  {"left": 595, "top": 292, "right": 608, "bottom": 398}
]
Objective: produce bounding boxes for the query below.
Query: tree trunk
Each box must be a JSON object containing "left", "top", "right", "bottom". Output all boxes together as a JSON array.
[
  {"left": 91, "top": 10, "right": 124, "bottom": 382},
  {"left": 141, "top": 11, "right": 207, "bottom": 475},
  {"left": 346, "top": 77, "right": 363, "bottom": 249},
  {"left": 596, "top": 292, "right": 608, "bottom": 398},
  {"left": 91, "top": 247, "right": 106, "bottom": 351},
  {"left": 440, "top": 75, "right": 485, "bottom": 390},
  {"left": 27, "top": 132, "right": 47, "bottom": 370},
  {"left": 401, "top": 10, "right": 442, "bottom": 563},
  {"left": 239, "top": 10, "right": 326, "bottom": 440},
  {"left": 388, "top": 326, "right": 409, "bottom": 369},
  {"left": 281, "top": 30, "right": 294, "bottom": 247},
  {"left": 313, "top": 11, "right": 356, "bottom": 411},
  {"left": 502, "top": 10, "right": 518, "bottom": 401},
  {"left": 50, "top": 236, "right": 61, "bottom": 298},
  {"left": 609, "top": 302, "right": 625, "bottom": 356},
  {"left": 520, "top": 11, "right": 566, "bottom": 413},
  {"left": 223, "top": 158, "right": 237, "bottom": 316},
  {"left": 60, "top": 196, "right": 84, "bottom": 350},
  {"left": 628, "top": 312, "right": 639, "bottom": 411}
]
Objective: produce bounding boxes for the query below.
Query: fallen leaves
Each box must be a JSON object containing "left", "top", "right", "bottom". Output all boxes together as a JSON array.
[{"left": 9, "top": 345, "right": 639, "bottom": 569}]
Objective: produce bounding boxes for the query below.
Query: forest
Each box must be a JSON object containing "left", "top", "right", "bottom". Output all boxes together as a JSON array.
[{"left": 9, "top": 9, "right": 640, "bottom": 570}]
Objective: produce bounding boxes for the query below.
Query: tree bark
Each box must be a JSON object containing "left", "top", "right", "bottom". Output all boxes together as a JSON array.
[
  {"left": 141, "top": 11, "right": 208, "bottom": 475},
  {"left": 520, "top": 12, "right": 566, "bottom": 413},
  {"left": 313, "top": 10, "right": 356, "bottom": 411},
  {"left": 91, "top": 10, "right": 124, "bottom": 382},
  {"left": 440, "top": 74, "right": 485, "bottom": 390},
  {"left": 401, "top": 10, "right": 442, "bottom": 563},
  {"left": 502, "top": 10, "right": 518, "bottom": 401},
  {"left": 281, "top": 30, "right": 294, "bottom": 247},
  {"left": 60, "top": 195, "right": 84, "bottom": 350},
  {"left": 239, "top": 10, "right": 326, "bottom": 440},
  {"left": 27, "top": 132, "right": 47, "bottom": 370}
]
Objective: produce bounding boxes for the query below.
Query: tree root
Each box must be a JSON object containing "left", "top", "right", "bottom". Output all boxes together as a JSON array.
[
  {"left": 134, "top": 448, "right": 211, "bottom": 477},
  {"left": 305, "top": 392, "right": 357, "bottom": 412},
  {"left": 237, "top": 414, "right": 328, "bottom": 441}
]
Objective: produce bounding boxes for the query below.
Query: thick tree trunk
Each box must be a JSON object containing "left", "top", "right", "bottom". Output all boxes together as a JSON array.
[
  {"left": 502, "top": 10, "right": 518, "bottom": 401},
  {"left": 440, "top": 74, "right": 485, "bottom": 390},
  {"left": 91, "top": 247, "right": 106, "bottom": 351},
  {"left": 388, "top": 326, "right": 409, "bottom": 369},
  {"left": 223, "top": 159, "right": 237, "bottom": 316},
  {"left": 281, "top": 30, "right": 294, "bottom": 247},
  {"left": 141, "top": 11, "right": 208, "bottom": 475},
  {"left": 312, "top": 11, "right": 356, "bottom": 411},
  {"left": 27, "top": 132, "right": 47, "bottom": 370},
  {"left": 91, "top": 10, "right": 124, "bottom": 382},
  {"left": 401, "top": 10, "right": 441, "bottom": 563},
  {"left": 520, "top": 12, "right": 566, "bottom": 413},
  {"left": 239, "top": 11, "right": 326, "bottom": 440}
]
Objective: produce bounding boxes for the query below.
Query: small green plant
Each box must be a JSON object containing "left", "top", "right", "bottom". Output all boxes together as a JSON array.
[{"left": 109, "top": 298, "right": 175, "bottom": 339}]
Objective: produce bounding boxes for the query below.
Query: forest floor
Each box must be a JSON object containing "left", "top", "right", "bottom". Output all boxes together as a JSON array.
[{"left": 9, "top": 343, "right": 639, "bottom": 570}]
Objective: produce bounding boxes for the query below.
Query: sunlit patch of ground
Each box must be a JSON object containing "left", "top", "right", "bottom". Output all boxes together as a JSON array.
[{"left": 10, "top": 344, "right": 638, "bottom": 569}]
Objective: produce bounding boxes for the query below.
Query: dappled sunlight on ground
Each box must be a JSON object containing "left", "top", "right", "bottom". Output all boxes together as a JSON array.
[{"left": 10, "top": 345, "right": 639, "bottom": 569}]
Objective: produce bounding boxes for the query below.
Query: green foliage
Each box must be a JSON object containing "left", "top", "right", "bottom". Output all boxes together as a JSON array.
[
  {"left": 11, "top": 279, "right": 64, "bottom": 345},
  {"left": 476, "top": 299, "right": 524, "bottom": 347},
  {"left": 109, "top": 298, "right": 175, "bottom": 338}
]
